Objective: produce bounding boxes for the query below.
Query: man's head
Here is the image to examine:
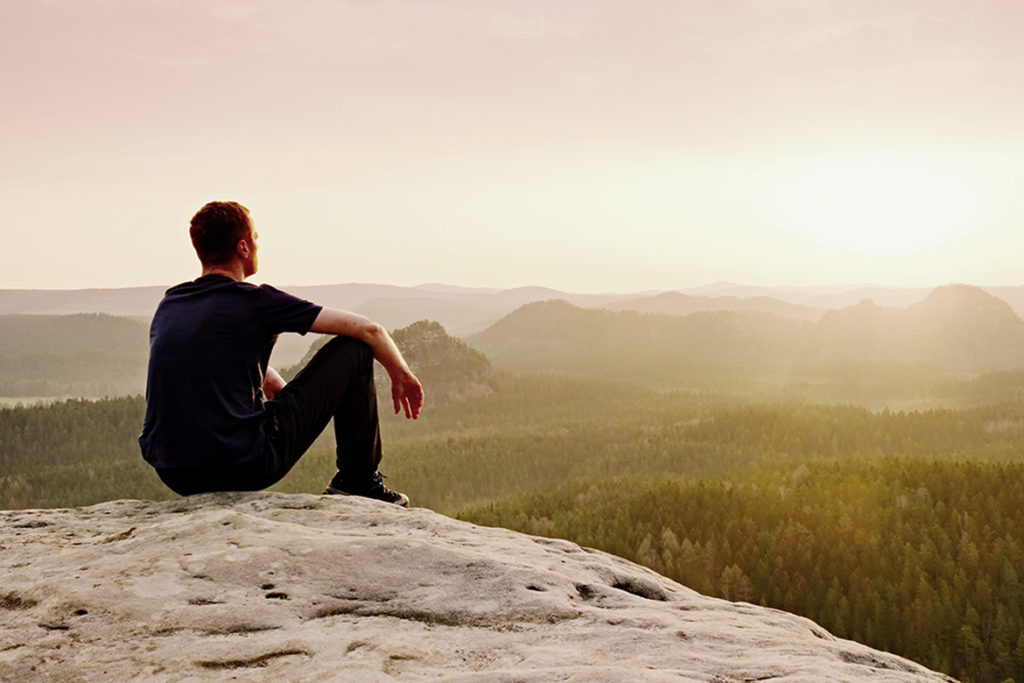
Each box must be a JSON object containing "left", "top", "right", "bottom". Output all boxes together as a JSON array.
[{"left": 189, "top": 201, "right": 257, "bottom": 276}]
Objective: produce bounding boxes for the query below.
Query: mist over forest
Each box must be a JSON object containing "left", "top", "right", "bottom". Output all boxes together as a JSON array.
[{"left": 2, "top": 281, "right": 1024, "bottom": 681}]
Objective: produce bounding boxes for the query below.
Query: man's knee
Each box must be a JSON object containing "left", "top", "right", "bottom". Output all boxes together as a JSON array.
[
  {"left": 321, "top": 336, "right": 373, "bottom": 368},
  {"left": 284, "top": 336, "right": 373, "bottom": 393}
]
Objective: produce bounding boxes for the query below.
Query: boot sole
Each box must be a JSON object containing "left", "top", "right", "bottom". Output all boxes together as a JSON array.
[{"left": 322, "top": 485, "right": 409, "bottom": 508}]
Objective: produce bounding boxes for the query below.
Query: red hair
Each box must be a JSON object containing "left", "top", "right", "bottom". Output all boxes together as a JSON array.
[{"left": 189, "top": 201, "right": 252, "bottom": 266}]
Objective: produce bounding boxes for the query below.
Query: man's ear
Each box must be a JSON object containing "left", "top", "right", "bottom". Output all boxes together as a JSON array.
[{"left": 238, "top": 240, "right": 250, "bottom": 258}]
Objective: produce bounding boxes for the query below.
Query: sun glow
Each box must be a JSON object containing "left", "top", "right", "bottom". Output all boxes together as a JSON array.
[{"left": 769, "top": 156, "right": 980, "bottom": 253}]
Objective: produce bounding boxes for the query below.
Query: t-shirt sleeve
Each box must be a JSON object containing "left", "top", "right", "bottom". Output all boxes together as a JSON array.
[{"left": 257, "top": 285, "right": 323, "bottom": 335}]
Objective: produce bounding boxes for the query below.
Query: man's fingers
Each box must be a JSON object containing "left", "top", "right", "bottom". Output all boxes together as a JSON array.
[
  {"left": 392, "top": 377, "right": 423, "bottom": 419},
  {"left": 393, "top": 390, "right": 413, "bottom": 418},
  {"left": 413, "top": 386, "right": 423, "bottom": 419}
]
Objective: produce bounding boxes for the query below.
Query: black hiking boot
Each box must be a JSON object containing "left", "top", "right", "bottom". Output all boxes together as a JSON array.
[{"left": 323, "top": 471, "right": 409, "bottom": 507}]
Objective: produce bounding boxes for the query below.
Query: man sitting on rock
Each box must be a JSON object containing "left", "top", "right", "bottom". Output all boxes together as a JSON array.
[{"left": 139, "top": 201, "right": 422, "bottom": 506}]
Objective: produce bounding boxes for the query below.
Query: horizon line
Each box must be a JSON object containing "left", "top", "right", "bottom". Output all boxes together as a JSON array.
[{"left": 0, "top": 280, "right": 1013, "bottom": 296}]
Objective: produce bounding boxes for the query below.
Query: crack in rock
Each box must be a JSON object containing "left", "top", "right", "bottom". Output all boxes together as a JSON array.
[{"left": 196, "top": 648, "right": 309, "bottom": 669}]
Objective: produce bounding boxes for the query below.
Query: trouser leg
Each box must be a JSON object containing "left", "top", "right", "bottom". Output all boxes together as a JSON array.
[{"left": 264, "top": 336, "right": 382, "bottom": 483}]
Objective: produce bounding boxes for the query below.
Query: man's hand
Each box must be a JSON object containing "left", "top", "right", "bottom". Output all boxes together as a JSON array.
[{"left": 391, "top": 369, "right": 424, "bottom": 419}]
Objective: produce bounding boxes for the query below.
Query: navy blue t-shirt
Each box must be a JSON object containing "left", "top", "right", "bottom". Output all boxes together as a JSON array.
[{"left": 139, "top": 275, "right": 322, "bottom": 469}]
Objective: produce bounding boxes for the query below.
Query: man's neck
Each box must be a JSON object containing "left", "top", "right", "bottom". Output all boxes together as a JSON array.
[{"left": 201, "top": 263, "right": 248, "bottom": 282}]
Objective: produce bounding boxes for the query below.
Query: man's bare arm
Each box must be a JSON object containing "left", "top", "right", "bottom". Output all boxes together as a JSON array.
[
  {"left": 308, "top": 308, "right": 423, "bottom": 419},
  {"left": 262, "top": 366, "right": 286, "bottom": 400}
]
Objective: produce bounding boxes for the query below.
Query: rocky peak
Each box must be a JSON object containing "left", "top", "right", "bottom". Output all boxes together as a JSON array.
[
  {"left": 384, "top": 320, "right": 494, "bottom": 402},
  {"left": 284, "top": 320, "right": 494, "bottom": 403}
]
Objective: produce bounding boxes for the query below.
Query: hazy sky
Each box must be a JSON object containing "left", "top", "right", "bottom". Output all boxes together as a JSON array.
[{"left": 3, "top": 0, "right": 1024, "bottom": 292}]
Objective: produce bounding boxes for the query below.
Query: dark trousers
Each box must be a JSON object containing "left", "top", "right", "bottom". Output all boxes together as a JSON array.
[{"left": 157, "top": 336, "right": 381, "bottom": 495}]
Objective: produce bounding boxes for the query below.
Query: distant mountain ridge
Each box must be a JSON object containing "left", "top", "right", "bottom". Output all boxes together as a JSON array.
[
  {"left": 0, "top": 314, "right": 149, "bottom": 397},
  {"left": 601, "top": 291, "right": 824, "bottom": 320},
  {"left": 811, "top": 285, "right": 1024, "bottom": 373},
  {"left": 0, "top": 283, "right": 628, "bottom": 336},
  {"left": 0, "top": 287, "right": 167, "bottom": 317},
  {"left": 467, "top": 300, "right": 810, "bottom": 388},
  {"left": 468, "top": 285, "right": 1024, "bottom": 391},
  {"left": 5, "top": 283, "right": 1024, "bottom": 400},
  {"left": 7, "top": 282, "right": 1024, "bottom": 335}
]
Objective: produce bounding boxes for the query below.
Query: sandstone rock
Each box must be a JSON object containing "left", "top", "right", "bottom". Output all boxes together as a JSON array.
[{"left": 0, "top": 492, "right": 954, "bottom": 681}]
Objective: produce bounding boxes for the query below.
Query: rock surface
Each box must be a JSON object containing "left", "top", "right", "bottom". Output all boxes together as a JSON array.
[{"left": 0, "top": 492, "right": 954, "bottom": 682}]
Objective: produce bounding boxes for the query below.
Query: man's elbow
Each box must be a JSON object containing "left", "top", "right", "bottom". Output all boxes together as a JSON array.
[{"left": 361, "top": 321, "right": 385, "bottom": 343}]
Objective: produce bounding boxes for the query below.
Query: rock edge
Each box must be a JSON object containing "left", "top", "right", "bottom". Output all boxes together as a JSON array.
[{"left": 0, "top": 492, "right": 955, "bottom": 682}]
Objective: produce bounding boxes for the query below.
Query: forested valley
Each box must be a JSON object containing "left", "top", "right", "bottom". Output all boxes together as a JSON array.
[{"left": 3, "top": 306, "right": 1024, "bottom": 681}]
